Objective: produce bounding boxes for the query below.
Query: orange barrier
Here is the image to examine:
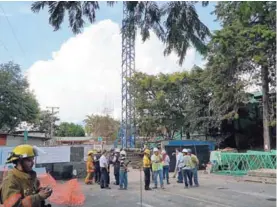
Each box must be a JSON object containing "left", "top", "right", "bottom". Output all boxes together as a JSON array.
[
  {"left": 38, "top": 173, "right": 57, "bottom": 188},
  {"left": 38, "top": 174, "right": 85, "bottom": 206}
]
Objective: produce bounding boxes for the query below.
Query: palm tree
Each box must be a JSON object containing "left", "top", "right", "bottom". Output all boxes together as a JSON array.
[{"left": 31, "top": 1, "right": 210, "bottom": 65}]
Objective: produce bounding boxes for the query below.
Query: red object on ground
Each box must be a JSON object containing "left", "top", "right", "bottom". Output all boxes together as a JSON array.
[{"left": 38, "top": 174, "right": 85, "bottom": 206}]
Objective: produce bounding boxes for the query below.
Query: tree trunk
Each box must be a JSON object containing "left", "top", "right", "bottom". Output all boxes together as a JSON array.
[
  {"left": 186, "top": 132, "right": 190, "bottom": 139},
  {"left": 261, "top": 66, "right": 271, "bottom": 151}
]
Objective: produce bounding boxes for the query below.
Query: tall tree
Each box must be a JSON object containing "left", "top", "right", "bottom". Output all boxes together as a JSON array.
[
  {"left": 129, "top": 71, "right": 190, "bottom": 139},
  {"left": 129, "top": 67, "right": 216, "bottom": 140},
  {"left": 0, "top": 62, "right": 40, "bottom": 132},
  {"left": 208, "top": 1, "right": 276, "bottom": 150},
  {"left": 84, "top": 114, "right": 120, "bottom": 141},
  {"left": 30, "top": 1, "right": 210, "bottom": 65},
  {"left": 55, "top": 122, "right": 85, "bottom": 137}
]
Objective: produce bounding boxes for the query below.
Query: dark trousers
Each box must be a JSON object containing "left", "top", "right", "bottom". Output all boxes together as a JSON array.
[
  {"left": 177, "top": 167, "right": 183, "bottom": 183},
  {"left": 114, "top": 173, "right": 120, "bottom": 185},
  {"left": 182, "top": 169, "right": 193, "bottom": 187},
  {"left": 107, "top": 171, "right": 110, "bottom": 185},
  {"left": 95, "top": 167, "right": 101, "bottom": 183},
  {"left": 100, "top": 168, "right": 109, "bottom": 188},
  {"left": 144, "top": 168, "right": 151, "bottom": 190},
  {"left": 150, "top": 167, "right": 154, "bottom": 181}
]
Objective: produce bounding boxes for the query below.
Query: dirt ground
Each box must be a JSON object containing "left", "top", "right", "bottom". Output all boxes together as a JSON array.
[{"left": 52, "top": 168, "right": 276, "bottom": 207}]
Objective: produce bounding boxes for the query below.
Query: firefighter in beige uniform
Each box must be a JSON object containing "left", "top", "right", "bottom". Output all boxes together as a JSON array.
[{"left": 0, "top": 144, "right": 52, "bottom": 207}]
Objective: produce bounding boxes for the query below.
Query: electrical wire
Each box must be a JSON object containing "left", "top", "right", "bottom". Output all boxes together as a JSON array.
[
  {"left": 0, "top": 4, "right": 29, "bottom": 62},
  {"left": 0, "top": 39, "right": 13, "bottom": 61}
]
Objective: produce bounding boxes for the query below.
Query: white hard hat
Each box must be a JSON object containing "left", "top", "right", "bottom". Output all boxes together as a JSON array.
[
  {"left": 115, "top": 148, "right": 120, "bottom": 153},
  {"left": 182, "top": 149, "right": 188, "bottom": 153},
  {"left": 120, "top": 150, "right": 126, "bottom": 156},
  {"left": 161, "top": 150, "right": 166, "bottom": 154},
  {"left": 153, "top": 148, "right": 159, "bottom": 152}
]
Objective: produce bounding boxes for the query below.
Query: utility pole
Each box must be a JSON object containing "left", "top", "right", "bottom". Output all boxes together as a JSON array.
[{"left": 46, "top": 106, "right": 59, "bottom": 139}]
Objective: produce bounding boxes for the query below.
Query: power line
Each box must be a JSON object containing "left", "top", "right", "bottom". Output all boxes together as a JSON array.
[
  {"left": 0, "top": 39, "right": 13, "bottom": 61},
  {"left": 0, "top": 4, "right": 28, "bottom": 61}
]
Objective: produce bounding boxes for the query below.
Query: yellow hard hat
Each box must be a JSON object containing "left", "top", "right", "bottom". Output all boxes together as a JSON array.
[
  {"left": 144, "top": 149, "right": 150, "bottom": 155},
  {"left": 87, "top": 150, "right": 94, "bottom": 155},
  {"left": 6, "top": 144, "right": 38, "bottom": 164}
]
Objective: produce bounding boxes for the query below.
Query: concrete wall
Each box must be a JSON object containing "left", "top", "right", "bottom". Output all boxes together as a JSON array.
[
  {"left": 6, "top": 135, "right": 47, "bottom": 146},
  {"left": 36, "top": 146, "right": 87, "bottom": 179}
]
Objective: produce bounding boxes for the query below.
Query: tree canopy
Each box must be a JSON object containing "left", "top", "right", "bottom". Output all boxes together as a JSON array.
[
  {"left": 128, "top": 67, "right": 215, "bottom": 140},
  {"left": 30, "top": 1, "right": 210, "bottom": 65},
  {"left": 127, "top": 1, "right": 276, "bottom": 149},
  {"left": 55, "top": 122, "right": 85, "bottom": 137},
  {"left": 206, "top": 1, "right": 276, "bottom": 150},
  {"left": 0, "top": 62, "right": 40, "bottom": 133},
  {"left": 84, "top": 114, "right": 120, "bottom": 141}
]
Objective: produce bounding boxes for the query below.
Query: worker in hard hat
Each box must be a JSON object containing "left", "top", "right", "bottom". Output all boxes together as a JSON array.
[
  {"left": 187, "top": 149, "right": 200, "bottom": 187},
  {"left": 176, "top": 148, "right": 184, "bottom": 183},
  {"left": 94, "top": 149, "right": 101, "bottom": 184},
  {"left": 0, "top": 144, "right": 52, "bottom": 207},
  {"left": 85, "top": 150, "right": 95, "bottom": 185},
  {"left": 119, "top": 150, "right": 130, "bottom": 190},
  {"left": 161, "top": 150, "right": 170, "bottom": 185},
  {"left": 182, "top": 149, "right": 193, "bottom": 188},
  {"left": 99, "top": 149, "right": 110, "bottom": 189},
  {"left": 112, "top": 148, "right": 121, "bottom": 185},
  {"left": 151, "top": 148, "right": 164, "bottom": 189},
  {"left": 143, "top": 148, "right": 152, "bottom": 190}
]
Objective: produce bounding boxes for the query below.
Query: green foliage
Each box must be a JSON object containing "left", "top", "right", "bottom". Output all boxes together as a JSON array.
[
  {"left": 0, "top": 62, "right": 40, "bottom": 132},
  {"left": 204, "top": 1, "right": 276, "bottom": 118},
  {"left": 84, "top": 114, "right": 120, "bottom": 141},
  {"left": 206, "top": 1, "right": 276, "bottom": 149},
  {"left": 55, "top": 122, "right": 85, "bottom": 137},
  {"left": 129, "top": 67, "right": 214, "bottom": 139},
  {"left": 31, "top": 1, "right": 210, "bottom": 65}
]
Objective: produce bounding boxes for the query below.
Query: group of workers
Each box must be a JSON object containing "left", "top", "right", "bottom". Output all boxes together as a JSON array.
[
  {"left": 85, "top": 148, "right": 130, "bottom": 190},
  {"left": 85, "top": 146, "right": 200, "bottom": 191},
  {"left": 0, "top": 144, "right": 200, "bottom": 207},
  {"left": 143, "top": 147, "right": 199, "bottom": 190}
]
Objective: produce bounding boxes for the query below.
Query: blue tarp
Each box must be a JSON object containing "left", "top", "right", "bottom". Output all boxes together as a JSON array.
[{"left": 164, "top": 140, "right": 215, "bottom": 151}]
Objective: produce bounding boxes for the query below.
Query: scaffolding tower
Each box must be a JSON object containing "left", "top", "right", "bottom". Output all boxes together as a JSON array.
[{"left": 121, "top": 2, "right": 136, "bottom": 148}]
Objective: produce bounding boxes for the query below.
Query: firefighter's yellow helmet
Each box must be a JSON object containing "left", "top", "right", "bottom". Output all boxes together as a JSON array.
[
  {"left": 87, "top": 150, "right": 94, "bottom": 155},
  {"left": 144, "top": 149, "right": 150, "bottom": 155},
  {"left": 6, "top": 144, "right": 38, "bottom": 164}
]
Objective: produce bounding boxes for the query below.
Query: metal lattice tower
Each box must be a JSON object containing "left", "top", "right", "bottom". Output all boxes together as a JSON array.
[{"left": 121, "top": 2, "right": 136, "bottom": 148}]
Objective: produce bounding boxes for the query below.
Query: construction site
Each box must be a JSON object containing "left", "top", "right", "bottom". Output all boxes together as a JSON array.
[
  {"left": 0, "top": 144, "right": 276, "bottom": 207},
  {"left": 0, "top": 1, "right": 276, "bottom": 207}
]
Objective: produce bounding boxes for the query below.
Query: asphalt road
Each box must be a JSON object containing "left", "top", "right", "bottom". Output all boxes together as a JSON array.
[{"left": 52, "top": 170, "right": 276, "bottom": 207}]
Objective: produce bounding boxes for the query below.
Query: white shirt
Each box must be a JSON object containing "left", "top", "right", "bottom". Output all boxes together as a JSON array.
[
  {"left": 99, "top": 155, "right": 108, "bottom": 168},
  {"left": 177, "top": 153, "right": 184, "bottom": 168}
]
